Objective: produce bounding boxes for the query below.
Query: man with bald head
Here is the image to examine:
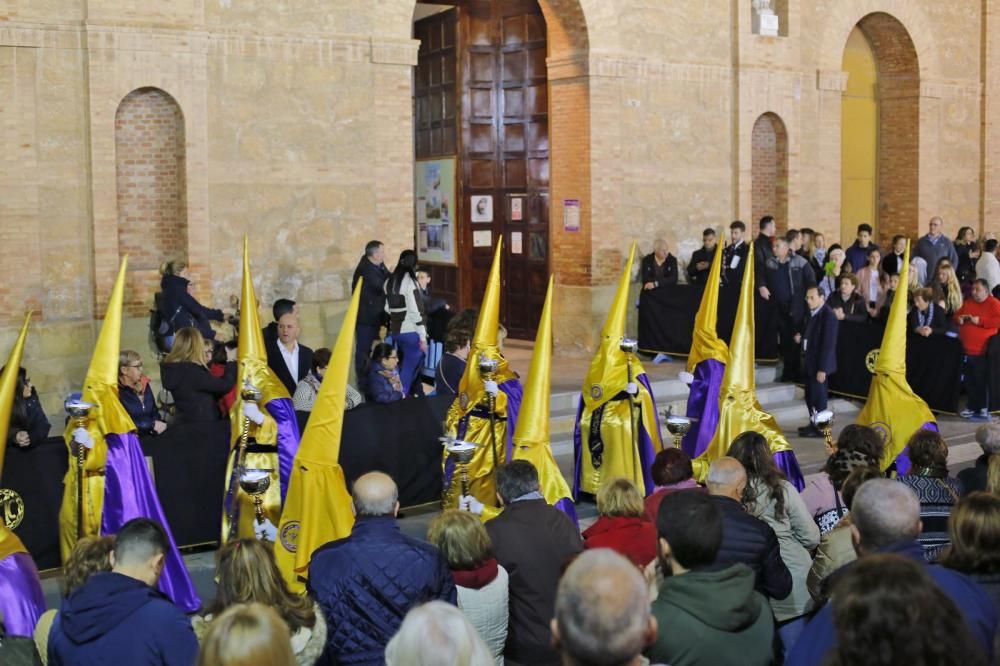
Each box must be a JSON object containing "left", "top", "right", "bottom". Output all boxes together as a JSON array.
[
  {"left": 787, "top": 480, "right": 998, "bottom": 665},
  {"left": 707, "top": 457, "right": 792, "bottom": 601},
  {"left": 265, "top": 311, "right": 314, "bottom": 394},
  {"left": 308, "top": 472, "right": 456, "bottom": 665},
  {"left": 915, "top": 216, "right": 959, "bottom": 285},
  {"left": 553, "top": 550, "right": 657, "bottom": 666},
  {"left": 640, "top": 238, "right": 678, "bottom": 292}
]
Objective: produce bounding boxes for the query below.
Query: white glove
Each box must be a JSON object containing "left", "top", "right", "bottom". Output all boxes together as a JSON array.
[
  {"left": 459, "top": 495, "right": 484, "bottom": 516},
  {"left": 626, "top": 382, "right": 639, "bottom": 396},
  {"left": 255, "top": 518, "right": 278, "bottom": 542},
  {"left": 484, "top": 380, "right": 499, "bottom": 397},
  {"left": 678, "top": 371, "right": 695, "bottom": 386},
  {"left": 243, "top": 402, "right": 266, "bottom": 425},
  {"left": 72, "top": 427, "right": 94, "bottom": 450}
]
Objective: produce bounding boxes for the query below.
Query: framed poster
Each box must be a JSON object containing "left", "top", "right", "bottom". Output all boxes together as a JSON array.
[
  {"left": 471, "top": 195, "right": 493, "bottom": 223},
  {"left": 415, "top": 157, "right": 457, "bottom": 265}
]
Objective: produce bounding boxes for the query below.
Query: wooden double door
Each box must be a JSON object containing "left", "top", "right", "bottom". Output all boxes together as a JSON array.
[{"left": 414, "top": 0, "right": 550, "bottom": 340}]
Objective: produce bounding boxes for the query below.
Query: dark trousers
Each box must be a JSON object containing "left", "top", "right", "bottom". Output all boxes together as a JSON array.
[
  {"left": 355, "top": 323, "right": 380, "bottom": 389},
  {"left": 964, "top": 354, "right": 990, "bottom": 412},
  {"left": 776, "top": 305, "right": 801, "bottom": 381},
  {"left": 804, "top": 370, "right": 828, "bottom": 414}
]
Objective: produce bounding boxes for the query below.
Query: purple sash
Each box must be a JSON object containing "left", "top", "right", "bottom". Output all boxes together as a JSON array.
[
  {"left": 265, "top": 397, "right": 301, "bottom": 503},
  {"left": 682, "top": 359, "right": 725, "bottom": 458},
  {"left": 0, "top": 551, "right": 45, "bottom": 637},
  {"left": 102, "top": 432, "right": 201, "bottom": 612}
]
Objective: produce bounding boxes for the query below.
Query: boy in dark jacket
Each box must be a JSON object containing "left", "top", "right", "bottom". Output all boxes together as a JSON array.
[
  {"left": 48, "top": 518, "right": 197, "bottom": 666},
  {"left": 647, "top": 491, "right": 775, "bottom": 666}
]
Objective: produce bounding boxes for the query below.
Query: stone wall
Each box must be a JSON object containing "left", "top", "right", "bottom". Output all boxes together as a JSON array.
[{"left": 0, "top": 0, "right": 993, "bottom": 409}]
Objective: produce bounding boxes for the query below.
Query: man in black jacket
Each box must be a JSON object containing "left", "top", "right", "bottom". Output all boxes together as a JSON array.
[
  {"left": 687, "top": 228, "right": 717, "bottom": 285},
  {"left": 799, "top": 287, "right": 838, "bottom": 437},
  {"left": 486, "top": 461, "right": 584, "bottom": 666},
  {"left": 723, "top": 221, "right": 749, "bottom": 287},
  {"left": 706, "top": 457, "right": 792, "bottom": 601},
  {"left": 352, "top": 240, "right": 391, "bottom": 383},
  {"left": 764, "top": 238, "right": 817, "bottom": 382},
  {"left": 754, "top": 215, "right": 777, "bottom": 293},
  {"left": 640, "top": 239, "right": 678, "bottom": 292},
  {"left": 264, "top": 313, "right": 314, "bottom": 395}
]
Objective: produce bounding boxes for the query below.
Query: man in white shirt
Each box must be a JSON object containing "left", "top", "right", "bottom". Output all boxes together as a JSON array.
[
  {"left": 976, "top": 239, "right": 1000, "bottom": 294},
  {"left": 265, "top": 312, "right": 314, "bottom": 395}
]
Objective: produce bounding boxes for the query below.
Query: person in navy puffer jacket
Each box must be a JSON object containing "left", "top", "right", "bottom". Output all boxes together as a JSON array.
[
  {"left": 308, "top": 472, "right": 456, "bottom": 665},
  {"left": 48, "top": 518, "right": 198, "bottom": 666}
]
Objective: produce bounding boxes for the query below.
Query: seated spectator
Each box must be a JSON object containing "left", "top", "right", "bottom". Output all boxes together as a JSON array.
[
  {"left": 881, "top": 234, "right": 907, "bottom": 276},
  {"left": 801, "top": 448, "right": 873, "bottom": 534},
  {"left": 823, "top": 555, "right": 988, "bottom": 666},
  {"left": 806, "top": 465, "right": 883, "bottom": 606},
  {"left": 582, "top": 477, "right": 658, "bottom": 568},
  {"left": 117, "top": 350, "right": 165, "bottom": 436},
  {"left": 385, "top": 601, "right": 493, "bottom": 666},
  {"left": 435, "top": 308, "right": 476, "bottom": 396},
  {"left": 158, "top": 260, "right": 232, "bottom": 344},
  {"left": 787, "top": 480, "right": 998, "bottom": 665},
  {"left": 855, "top": 246, "right": 885, "bottom": 318},
  {"left": 160, "top": 327, "right": 237, "bottom": 423},
  {"left": 292, "top": 348, "right": 363, "bottom": 413},
  {"left": 48, "top": 518, "right": 199, "bottom": 665},
  {"left": 553, "top": 550, "right": 656, "bottom": 666},
  {"left": 415, "top": 268, "right": 449, "bottom": 317},
  {"left": 727, "top": 433, "right": 819, "bottom": 649},
  {"left": 705, "top": 457, "right": 792, "bottom": 601},
  {"left": 2, "top": 366, "right": 50, "bottom": 448},
  {"left": 485, "top": 460, "right": 583, "bottom": 665},
  {"left": 686, "top": 228, "right": 717, "bottom": 284},
  {"left": 197, "top": 602, "right": 296, "bottom": 666},
  {"left": 818, "top": 245, "right": 849, "bottom": 297},
  {"left": 976, "top": 238, "right": 1000, "bottom": 293},
  {"left": 958, "top": 423, "right": 1000, "bottom": 495},
  {"left": 34, "top": 535, "right": 115, "bottom": 665},
  {"left": 641, "top": 238, "right": 678, "bottom": 291},
  {"left": 896, "top": 429, "right": 964, "bottom": 561},
  {"left": 263, "top": 299, "right": 297, "bottom": 345},
  {"left": 366, "top": 343, "right": 405, "bottom": 403},
  {"left": 647, "top": 491, "right": 774, "bottom": 666},
  {"left": 942, "top": 492, "right": 1000, "bottom": 609},
  {"left": 932, "top": 259, "right": 964, "bottom": 318},
  {"left": 643, "top": 447, "right": 703, "bottom": 521},
  {"left": 908, "top": 286, "right": 948, "bottom": 336},
  {"left": 427, "top": 510, "right": 509, "bottom": 662},
  {"left": 308, "top": 472, "right": 456, "bottom": 665},
  {"left": 265, "top": 312, "right": 314, "bottom": 396},
  {"left": 194, "top": 538, "right": 325, "bottom": 666},
  {"left": 829, "top": 423, "right": 885, "bottom": 464},
  {"left": 826, "top": 274, "right": 867, "bottom": 323}
]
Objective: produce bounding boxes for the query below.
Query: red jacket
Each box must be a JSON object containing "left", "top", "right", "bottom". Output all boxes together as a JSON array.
[
  {"left": 955, "top": 296, "right": 1000, "bottom": 355},
  {"left": 581, "top": 516, "right": 658, "bottom": 568}
]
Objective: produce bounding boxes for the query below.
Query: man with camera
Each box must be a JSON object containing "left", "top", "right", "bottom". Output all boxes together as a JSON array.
[{"left": 955, "top": 278, "right": 1000, "bottom": 421}]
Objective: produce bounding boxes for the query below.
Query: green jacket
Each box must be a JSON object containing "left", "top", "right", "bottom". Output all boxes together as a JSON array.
[{"left": 646, "top": 564, "right": 774, "bottom": 666}]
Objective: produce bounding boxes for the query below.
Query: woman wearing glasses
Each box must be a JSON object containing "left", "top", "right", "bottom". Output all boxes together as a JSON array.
[{"left": 118, "top": 349, "right": 167, "bottom": 436}]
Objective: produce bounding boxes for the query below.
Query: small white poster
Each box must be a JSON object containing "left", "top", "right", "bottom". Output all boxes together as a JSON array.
[
  {"left": 511, "top": 231, "right": 523, "bottom": 255},
  {"left": 471, "top": 195, "right": 493, "bottom": 223},
  {"left": 511, "top": 197, "right": 523, "bottom": 221},
  {"left": 563, "top": 199, "right": 581, "bottom": 231},
  {"left": 473, "top": 230, "right": 492, "bottom": 247}
]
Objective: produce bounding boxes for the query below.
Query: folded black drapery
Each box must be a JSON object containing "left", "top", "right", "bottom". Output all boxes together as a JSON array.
[{"left": 3, "top": 395, "right": 453, "bottom": 570}]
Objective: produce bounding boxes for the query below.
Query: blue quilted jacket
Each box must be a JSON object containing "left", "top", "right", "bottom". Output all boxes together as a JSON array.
[{"left": 308, "top": 516, "right": 457, "bottom": 665}]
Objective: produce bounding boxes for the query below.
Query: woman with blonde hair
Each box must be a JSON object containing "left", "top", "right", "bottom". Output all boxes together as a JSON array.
[
  {"left": 385, "top": 601, "right": 494, "bottom": 666},
  {"left": 197, "top": 602, "right": 296, "bottom": 666},
  {"left": 193, "top": 539, "right": 326, "bottom": 666},
  {"left": 581, "top": 477, "right": 657, "bottom": 567},
  {"left": 33, "top": 536, "right": 115, "bottom": 664},
  {"left": 160, "top": 327, "right": 236, "bottom": 423},
  {"left": 427, "top": 510, "right": 508, "bottom": 664},
  {"left": 931, "top": 259, "right": 964, "bottom": 318}
]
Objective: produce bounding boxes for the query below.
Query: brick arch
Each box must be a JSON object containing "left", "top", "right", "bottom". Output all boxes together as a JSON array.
[
  {"left": 817, "top": 1, "right": 937, "bottom": 79},
  {"left": 751, "top": 112, "right": 789, "bottom": 234},
  {"left": 114, "top": 87, "right": 188, "bottom": 316}
]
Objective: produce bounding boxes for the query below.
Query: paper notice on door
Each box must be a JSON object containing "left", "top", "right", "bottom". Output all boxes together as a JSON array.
[
  {"left": 511, "top": 231, "right": 523, "bottom": 254},
  {"left": 473, "top": 230, "right": 492, "bottom": 248}
]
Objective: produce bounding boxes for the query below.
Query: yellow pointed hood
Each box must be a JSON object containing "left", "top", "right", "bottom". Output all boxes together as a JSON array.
[
  {"left": 456, "top": 239, "right": 515, "bottom": 413},
  {"left": 0, "top": 313, "right": 31, "bottom": 555},
  {"left": 231, "top": 238, "right": 289, "bottom": 446},
  {"left": 687, "top": 234, "right": 729, "bottom": 371},
  {"left": 275, "top": 279, "right": 361, "bottom": 592},
  {"left": 583, "top": 242, "right": 639, "bottom": 410},
  {"left": 857, "top": 240, "right": 935, "bottom": 470},
  {"left": 698, "top": 242, "right": 790, "bottom": 474}
]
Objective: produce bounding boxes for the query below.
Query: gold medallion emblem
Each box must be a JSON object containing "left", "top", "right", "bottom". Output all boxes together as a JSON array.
[
  {"left": 0, "top": 488, "right": 25, "bottom": 530},
  {"left": 865, "top": 349, "right": 880, "bottom": 373}
]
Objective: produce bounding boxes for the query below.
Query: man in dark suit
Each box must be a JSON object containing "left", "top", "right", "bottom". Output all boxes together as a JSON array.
[
  {"left": 265, "top": 313, "right": 314, "bottom": 395},
  {"left": 640, "top": 239, "right": 678, "bottom": 292},
  {"left": 754, "top": 215, "right": 777, "bottom": 295},
  {"left": 723, "top": 220, "right": 749, "bottom": 287},
  {"left": 798, "top": 286, "right": 838, "bottom": 437},
  {"left": 352, "top": 240, "right": 391, "bottom": 383},
  {"left": 262, "top": 298, "right": 296, "bottom": 345},
  {"left": 687, "top": 228, "right": 717, "bottom": 284}
]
